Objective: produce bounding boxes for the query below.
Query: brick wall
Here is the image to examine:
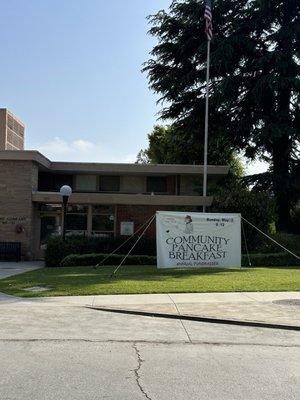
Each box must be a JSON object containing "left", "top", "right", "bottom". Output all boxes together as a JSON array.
[
  {"left": 0, "top": 160, "right": 38, "bottom": 259},
  {"left": 0, "top": 110, "right": 6, "bottom": 150},
  {"left": 116, "top": 204, "right": 198, "bottom": 239},
  {"left": 116, "top": 205, "right": 174, "bottom": 238},
  {"left": 117, "top": 205, "right": 152, "bottom": 238}
]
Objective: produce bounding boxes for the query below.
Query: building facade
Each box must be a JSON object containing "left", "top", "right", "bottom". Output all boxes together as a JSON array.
[
  {"left": 0, "top": 109, "right": 25, "bottom": 151},
  {"left": 0, "top": 150, "right": 229, "bottom": 259},
  {"left": 0, "top": 108, "right": 229, "bottom": 260}
]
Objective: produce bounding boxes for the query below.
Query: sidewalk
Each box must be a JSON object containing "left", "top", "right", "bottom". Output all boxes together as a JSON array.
[{"left": 30, "top": 291, "right": 300, "bottom": 328}]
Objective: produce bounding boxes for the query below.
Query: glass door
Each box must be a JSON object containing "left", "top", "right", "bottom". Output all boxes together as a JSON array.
[{"left": 40, "top": 215, "right": 60, "bottom": 245}]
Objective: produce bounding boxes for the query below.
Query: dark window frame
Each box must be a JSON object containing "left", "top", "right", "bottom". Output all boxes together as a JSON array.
[
  {"left": 92, "top": 205, "right": 115, "bottom": 233},
  {"left": 99, "top": 176, "right": 120, "bottom": 192},
  {"left": 146, "top": 176, "right": 168, "bottom": 194},
  {"left": 65, "top": 205, "right": 88, "bottom": 232}
]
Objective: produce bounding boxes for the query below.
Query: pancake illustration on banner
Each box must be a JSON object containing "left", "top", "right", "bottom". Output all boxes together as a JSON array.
[{"left": 184, "top": 215, "right": 193, "bottom": 234}]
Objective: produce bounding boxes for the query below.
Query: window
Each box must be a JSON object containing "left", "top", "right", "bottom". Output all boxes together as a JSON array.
[
  {"left": 146, "top": 177, "right": 167, "bottom": 193},
  {"left": 66, "top": 205, "right": 88, "bottom": 232},
  {"left": 38, "top": 173, "right": 73, "bottom": 192},
  {"left": 38, "top": 172, "right": 54, "bottom": 191},
  {"left": 99, "top": 176, "right": 120, "bottom": 192},
  {"left": 76, "top": 175, "right": 97, "bottom": 192},
  {"left": 54, "top": 175, "right": 73, "bottom": 191},
  {"left": 92, "top": 215, "right": 114, "bottom": 231},
  {"left": 92, "top": 205, "right": 114, "bottom": 234}
]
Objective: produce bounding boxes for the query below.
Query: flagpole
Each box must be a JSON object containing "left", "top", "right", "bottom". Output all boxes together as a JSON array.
[{"left": 202, "top": 39, "right": 210, "bottom": 212}]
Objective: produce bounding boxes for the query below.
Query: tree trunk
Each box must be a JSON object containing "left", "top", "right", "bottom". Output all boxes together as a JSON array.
[
  {"left": 272, "top": 136, "right": 292, "bottom": 231},
  {"left": 272, "top": 0, "right": 294, "bottom": 232}
]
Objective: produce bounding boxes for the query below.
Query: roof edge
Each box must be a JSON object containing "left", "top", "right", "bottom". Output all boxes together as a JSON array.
[
  {"left": 0, "top": 150, "right": 51, "bottom": 168},
  {"left": 0, "top": 150, "right": 229, "bottom": 175}
]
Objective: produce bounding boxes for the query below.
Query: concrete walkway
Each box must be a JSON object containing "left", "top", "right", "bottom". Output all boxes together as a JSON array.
[
  {"left": 2, "top": 291, "right": 297, "bottom": 328},
  {"left": 89, "top": 292, "right": 300, "bottom": 327},
  {"left": 0, "top": 261, "right": 44, "bottom": 302},
  {"left": 0, "top": 261, "right": 43, "bottom": 279}
]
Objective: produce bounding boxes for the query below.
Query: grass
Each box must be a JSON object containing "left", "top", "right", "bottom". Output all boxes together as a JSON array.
[{"left": 0, "top": 265, "right": 299, "bottom": 297}]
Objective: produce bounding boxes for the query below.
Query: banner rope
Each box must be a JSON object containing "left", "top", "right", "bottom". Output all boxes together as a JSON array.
[
  {"left": 111, "top": 214, "right": 156, "bottom": 278},
  {"left": 94, "top": 214, "right": 156, "bottom": 269},
  {"left": 241, "top": 216, "right": 300, "bottom": 260},
  {"left": 241, "top": 219, "right": 252, "bottom": 267}
]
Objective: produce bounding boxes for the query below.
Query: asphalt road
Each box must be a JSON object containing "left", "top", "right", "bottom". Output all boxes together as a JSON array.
[
  {"left": 0, "top": 340, "right": 299, "bottom": 400},
  {"left": 0, "top": 299, "right": 299, "bottom": 400}
]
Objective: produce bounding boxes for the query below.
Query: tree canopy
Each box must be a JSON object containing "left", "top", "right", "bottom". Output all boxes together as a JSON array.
[{"left": 143, "top": 0, "right": 300, "bottom": 231}]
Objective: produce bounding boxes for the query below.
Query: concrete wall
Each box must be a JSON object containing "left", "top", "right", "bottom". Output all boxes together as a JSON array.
[{"left": 0, "top": 160, "right": 38, "bottom": 259}]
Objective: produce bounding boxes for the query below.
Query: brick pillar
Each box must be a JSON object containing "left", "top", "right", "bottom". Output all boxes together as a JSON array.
[{"left": 0, "top": 160, "right": 38, "bottom": 259}]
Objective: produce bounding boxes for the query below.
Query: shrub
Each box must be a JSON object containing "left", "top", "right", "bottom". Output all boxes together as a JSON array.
[
  {"left": 59, "top": 252, "right": 299, "bottom": 268},
  {"left": 291, "top": 206, "right": 300, "bottom": 233},
  {"left": 242, "top": 253, "right": 300, "bottom": 267},
  {"left": 45, "top": 235, "right": 156, "bottom": 268},
  {"left": 45, "top": 236, "right": 74, "bottom": 268},
  {"left": 60, "top": 253, "right": 157, "bottom": 267},
  {"left": 211, "top": 183, "right": 277, "bottom": 252},
  {"left": 254, "top": 232, "right": 300, "bottom": 254}
]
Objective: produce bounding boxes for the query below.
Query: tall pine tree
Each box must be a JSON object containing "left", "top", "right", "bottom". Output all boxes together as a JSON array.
[{"left": 144, "top": 0, "right": 299, "bottom": 231}]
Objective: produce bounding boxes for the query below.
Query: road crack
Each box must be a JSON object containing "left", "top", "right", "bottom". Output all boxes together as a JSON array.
[{"left": 132, "top": 343, "right": 152, "bottom": 400}]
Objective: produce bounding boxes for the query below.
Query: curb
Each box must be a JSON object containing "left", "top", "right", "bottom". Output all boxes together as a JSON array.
[{"left": 86, "top": 306, "right": 300, "bottom": 332}]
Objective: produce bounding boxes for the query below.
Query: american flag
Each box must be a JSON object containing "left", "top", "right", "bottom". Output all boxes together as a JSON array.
[{"left": 204, "top": 0, "right": 213, "bottom": 41}]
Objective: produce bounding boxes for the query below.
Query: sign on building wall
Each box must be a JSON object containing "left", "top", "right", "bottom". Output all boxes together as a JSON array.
[
  {"left": 0, "top": 216, "right": 28, "bottom": 225},
  {"left": 156, "top": 211, "right": 241, "bottom": 269},
  {"left": 120, "top": 221, "right": 134, "bottom": 236}
]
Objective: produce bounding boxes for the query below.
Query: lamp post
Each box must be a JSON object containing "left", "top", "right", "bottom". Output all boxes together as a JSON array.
[{"left": 59, "top": 185, "right": 72, "bottom": 241}]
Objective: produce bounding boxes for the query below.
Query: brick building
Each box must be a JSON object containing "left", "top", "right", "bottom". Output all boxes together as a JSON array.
[
  {"left": 0, "top": 111, "right": 229, "bottom": 260},
  {"left": 0, "top": 108, "right": 25, "bottom": 151}
]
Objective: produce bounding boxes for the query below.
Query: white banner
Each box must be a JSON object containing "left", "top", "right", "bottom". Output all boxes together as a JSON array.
[{"left": 156, "top": 211, "right": 241, "bottom": 269}]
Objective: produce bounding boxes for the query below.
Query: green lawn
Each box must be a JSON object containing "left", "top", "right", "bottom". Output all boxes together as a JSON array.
[{"left": 0, "top": 265, "right": 299, "bottom": 297}]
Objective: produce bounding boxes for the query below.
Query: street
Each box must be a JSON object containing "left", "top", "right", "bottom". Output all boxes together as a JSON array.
[{"left": 0, "top": 297, "right": 299, "bottom": 400}]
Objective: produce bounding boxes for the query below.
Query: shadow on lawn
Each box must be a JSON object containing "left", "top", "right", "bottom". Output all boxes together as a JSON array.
[
  {"left": 39, "top": 266, "right": 249, "bottom": 286},
  {"left": 89, "top": 265, "right": 248, "bottom": 283}
]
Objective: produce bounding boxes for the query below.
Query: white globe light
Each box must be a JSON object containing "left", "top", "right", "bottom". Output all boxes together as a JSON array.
[{"left": 60, "top": 185, "right": 72, "bottom": 197}]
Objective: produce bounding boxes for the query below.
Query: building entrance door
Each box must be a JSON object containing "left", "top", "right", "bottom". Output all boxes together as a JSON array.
[{"left": 40, "top": 215, "right": 59, "bottom": 245}]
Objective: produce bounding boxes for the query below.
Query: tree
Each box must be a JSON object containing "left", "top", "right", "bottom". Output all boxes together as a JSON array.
[
  {"left": 211, "top": 183, "right": 276, "bottom": 251},
  {"left": 137, "top": 125, "right": 234, "bottom": 165},
  {"left": 143, "top": 0, "right": 300, "bottom": 231}
]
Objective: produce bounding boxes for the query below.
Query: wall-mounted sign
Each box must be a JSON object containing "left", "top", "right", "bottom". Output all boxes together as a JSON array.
[
  {"left": 120, "top": 221, "right": 134, "bottom": 236},
  {"left": 156, "top": 211, "right": 241, "bottom": 269},
  {"left": 0, "top": 216, "right": 28, "bottom": 225}
]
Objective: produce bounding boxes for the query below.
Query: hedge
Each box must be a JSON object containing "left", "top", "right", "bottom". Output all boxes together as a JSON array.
[
  {"left": 59, "top": 251, "right": 300, "bottom": 268},
  {"left": 254, "top": 232, "right": 300, "bottom": 254},
  {"left": 45, "top": 233, "right": 299, "bottom": 268},
  {"left": 61, "top": 253, "right": 156, "bottom": 267},
  {"left": 45, "top": 235, "right": 156, "bottom": 268},
  {"left": 245, "top": 252, "right": 300, "bottom": 267}
]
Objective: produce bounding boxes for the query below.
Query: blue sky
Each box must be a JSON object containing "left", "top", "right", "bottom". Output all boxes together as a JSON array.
[
  {"left": 0, "top": 0, "right": 266, "bottom": 173},
  {"left": 0, "top": 0, "right": 171, "bottom": 162}
]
